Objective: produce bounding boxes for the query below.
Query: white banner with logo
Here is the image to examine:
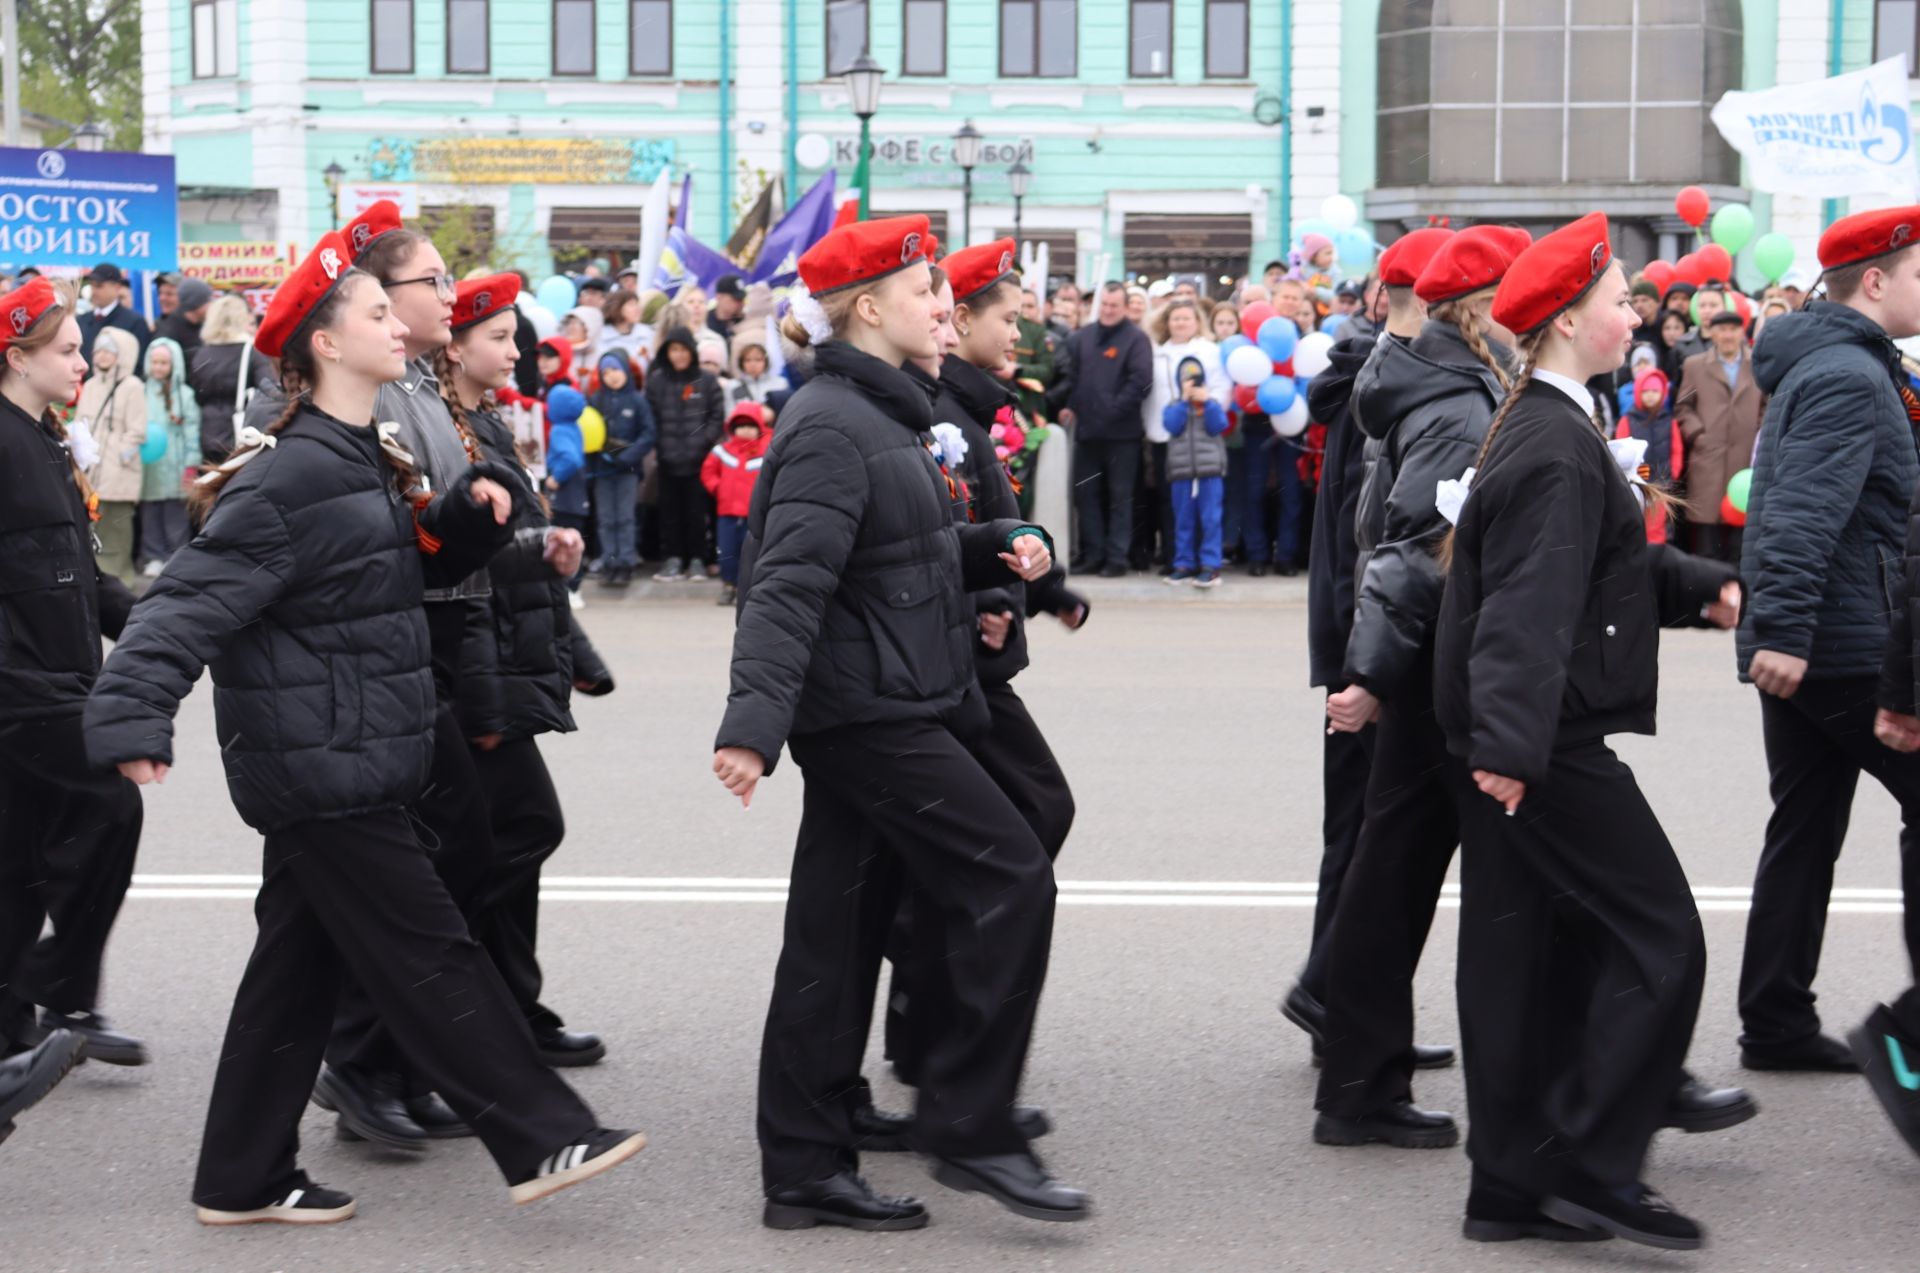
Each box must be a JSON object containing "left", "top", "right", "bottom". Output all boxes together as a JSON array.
[{"left": 1710, "top": 57, "right": 1919, "bottom": 197}]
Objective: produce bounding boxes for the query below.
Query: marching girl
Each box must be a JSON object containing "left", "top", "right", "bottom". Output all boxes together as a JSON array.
[
  {"left": 710, "top": 216, "right": 1087, "bottom": 1232},
  {"left": 82, "top": 233, "right": 643, "bottom": 1226},
  {"left": 435, "top": 273, "right": 608, "bottom": 1064},
  {"left": 1435, "top": 213, "right": 1740, "bottom": 1250},
  {"left": 1314, "top": 226, "right": 1529, "bottom": 1150},
  {"left": 0, "top": 278, "right": 147, "bottom": 1068}
]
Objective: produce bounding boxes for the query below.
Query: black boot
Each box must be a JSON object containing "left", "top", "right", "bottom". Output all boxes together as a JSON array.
[
  {"left": 533, "top": 1024, "right": 607, "bottom": 1068},
  {"left": 311, "top": 1066, "right": 428, "bottom": 1152},
  {"left": 855, "top": 1101, "right": 1053, "bottom": 1153},
  {"left": 1284, "top": 983, "right": 1455, "bottom": 1069},
  {"left": 928, "top": 1150, "right": 1091, "bottom": 1222},
  {"left": 763, "top": 1171, "right": 929, "bottom": 1232},
  {"left": 1741, "top": 1031, "right": 1859, "bottom": 1073},
  {"left": 1463, "top": 1171, "right": 1611, "bottom": 1244},
  {"left": 1663, "top": 1072, "right": 1758, "bottom": 1133},
  {"left": 0, "top": 1030, "right": 84, "bottom": 1145},
  {"left": 31, "top": 1009, "right": 148, "bottom": 1067},
  {"left": 1313, "top": 1099, "right": 1459, "bottom": 1149},
  {"left": 1540, "top": 1175, "right": 1704, "bottom": 1251}
]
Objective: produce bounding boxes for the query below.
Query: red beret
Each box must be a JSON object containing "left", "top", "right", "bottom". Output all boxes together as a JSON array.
[
  {"left": 1491, "top": 212, "right": 1614, "bottom": 336},
  {"left": 343, "top": 199, "right": 406, "bottom": 263},
  {"left": 798, "top": 214, "right": 933, "bottom": 296},
  {"left": 452, "top": 273, "right": 521, "bottom": 332},
  {"left": 1414, "top": 226, "right": 1533, "bottom": 305},
  {"left": 1377, "top": 227, "right": 1454, "bottom": 288},
  {"left": 1817, "top": 204, "right": 1920, "bottom": 271},
  {"left": 0, "top": 278, "right": 67, "bottom": 355},
  {"left": 255, "top": 231, "right": 354, "bottom": 359},
  {"left": 922, "top": 234, "right": 941, "bottom": 262},
  {"left": 945, "top": 238, "right": 1020, "bottom": 305}
]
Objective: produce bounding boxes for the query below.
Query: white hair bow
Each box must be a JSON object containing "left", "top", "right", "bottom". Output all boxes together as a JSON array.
[
  {"left": 194, "top": 424, "right": 277, "bottom": 485},
  {"left": 787, "top": 280, "right": 834, "bottom": 345}
]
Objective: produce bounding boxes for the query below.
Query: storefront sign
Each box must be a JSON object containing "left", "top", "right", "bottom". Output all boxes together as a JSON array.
[
  {"left": 366, "top": 138, "right": 676, "bottom": 185},
  {"left": 178, "top": 240, "right": 293, "bottom": 287},
  {"left": 0, "top": 146, "right": 178, "bottom": 271},
  {"left": 339, "top": 182, "right": 420, "bottom": 219},
  {"left": 823, "top": 135, "right": 1035, "bottom": 172}
]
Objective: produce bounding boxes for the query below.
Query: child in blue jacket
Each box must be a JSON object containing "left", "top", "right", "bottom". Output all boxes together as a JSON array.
[
  {"left": 1162, "top": 357, "right": 1232, "bottom": 587},
  {"left": 587, "top": 354, "right": 656, "bottom": 586},
  {"left": 543, "top": 385, "right": 589, "bottom": 595}
]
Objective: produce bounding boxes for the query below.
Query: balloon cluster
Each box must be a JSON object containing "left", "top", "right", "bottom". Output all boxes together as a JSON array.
[
  {"left": 1662, "top": 188, "right": 1797, "bottom": 288},
  {"left": 1722, "top": 467, "right": 1752, "bottom": 528},
  {"left": 1219, "top": 306, "right": 1329, "bottom": 438},
  {"left": 1290, "top": 194, "right": 1378, "bottom": 277},
  {"left": 518, "top": 274, "right": 578, "bottom": 341}
]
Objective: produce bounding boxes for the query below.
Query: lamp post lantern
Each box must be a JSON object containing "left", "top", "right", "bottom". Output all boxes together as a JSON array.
[
  {"left": 323, "top": 161, "right": 346, "bottom": 231},
  {"left": 845, "top": 53, "right": 885, "bottom": 221},
  {"left": 70, "top": 121, "right": 107, "bottom": 152},
  {"left": 1007, "top": 159, "right": 1031, "bottom": 256},
  {"left": 953, "top": 119, "right": 984, "bottom": 246}
]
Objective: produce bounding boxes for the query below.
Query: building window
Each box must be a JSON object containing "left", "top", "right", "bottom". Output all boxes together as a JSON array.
[
  {"left": 554, "top": 0, "right": 596, "bottom": 76},
  {"left": 1001, "top": 0, "right": 1076, "bottom": 77},
  {"left": 191, "top": 0, "right": 238, "bottom": 79},
  {"left": 827, "top": 0, "right": 869, "bottom": 76},
  {"left": 1877, "top": 0, "right": 1919, "bottom": 69},
  {"left": 903, "top": 0, "right": 946, "bottom": 75},
  {"left": 1205, "top": 0, "right": 1249, "bottom": 78},
  {"left": 370, "top": 0, "right": 414, "bottom": 74},
  {"left": 447, "top": 0, "right": 489, "bottom": 73},
  {"left": 629, "top": 0, "right": 671, "bottom": 75},
  {"left": 1130, "top": 0, "right": 1172, "bottom": 77}
]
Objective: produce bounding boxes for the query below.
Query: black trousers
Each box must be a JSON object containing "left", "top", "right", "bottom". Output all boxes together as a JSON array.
[
  {"left": 473, "top": 737, "right": 568, "bottom": 1034},
  {"left": 1073, "top": 437, "right": 1139, "bottom": 571},
  {"left": 758, "top": 716, "right": 1056, "bottom": 1190},
  {"left": 1314, "top": 677, "right": 1457, "bottom": 1117},
  {"left": 193, "top": 809, "right": 596, "bottom": 1211},
  {"left": 1686, "top": 520, "right": 1743, "bottom": 566},
  {"left": 1130, "top": 441, "right": 1173, "bottom": 569},
  {"left": 1300, "top": 713, "right": 1375, "bottom": 1001},
  {"left": 657, "top": 470, "right": 710, "bottom": 564},
  {"left": 1741, "top": 676, "right": 1920, "bottom": 1047},
  {"left": 0, "top": 715, "right": 142, "bottom": 1039},
  {"left": 1455, "top": 739, "right": 1704, "bottom": 1194},
  {"left": 883, "top": 682, "right": 1075, "bottom": 1084}
]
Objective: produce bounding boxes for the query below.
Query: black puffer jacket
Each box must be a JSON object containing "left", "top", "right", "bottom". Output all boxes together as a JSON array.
[
  {"left": 1305, "top": 328, "right": 1382, "bottom": 688},
  {"left": 1738, "top": 302, "right": 1919, "bottom": 680},
  {"left": 646, "top": 326, "right": 726, "bottom": 474},
  {"left": 84, "top": 406, "right": 517, "bottom": 831},
  {"left": 188, "top": 342, "right": 276, "bottom": 463},
  {"left": 934, "top": 358, "right": 1036, "bottom": 688},
  {"left": 715, "top": 342, "right": 1038, "bottom": 772},
  {"left": 1345, "top": 320, "right": 1506, "bottom": 699},
  {"left": 0, "top": 395, "right": 134, "bottom": 724},
  {"left": 1434, "top": 381, "right": 1734, "bottom": 787}
]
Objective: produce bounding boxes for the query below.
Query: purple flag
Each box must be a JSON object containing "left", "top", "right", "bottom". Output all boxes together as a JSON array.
[
  {"left": 748, "top": 171, "right": 839, "bottom": 286},
  {"left": 676, "top": 172, "right": 693, "bottom": 229}
]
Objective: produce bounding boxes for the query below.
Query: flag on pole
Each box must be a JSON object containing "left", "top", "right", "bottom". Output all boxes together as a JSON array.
[
  {"left": 656, "top": 226, "right": 742, "bottom": 294},
  {"left": 850, "top": 136, "right": 871, "bottom": 223},
  {"left": 634, "top": 170, "right": 674, "bottom": 297},
  {"left": 676, "top": 172, "right": 694, "bottom": 228},
  {"left": 748, "top": 171, "right": 841, "bottom": 286},
  {"left": 726, "top": 179, "right": 779, "bottom": 269}
]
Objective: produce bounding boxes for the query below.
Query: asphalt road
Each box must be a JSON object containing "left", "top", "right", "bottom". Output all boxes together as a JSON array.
[{"left": 4, "top": 575, "right": 1915, "bottom": 1272}]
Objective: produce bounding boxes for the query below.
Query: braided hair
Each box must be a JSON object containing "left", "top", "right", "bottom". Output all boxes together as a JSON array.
[
  {"left": 1436, "top": 329, "right": 1547, "bottom": 572},
  {"left": 1430, "top": 296, "right": 1513, "bottom": 394}
]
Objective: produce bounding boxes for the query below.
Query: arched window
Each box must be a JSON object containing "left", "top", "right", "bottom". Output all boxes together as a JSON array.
[{"left": 1377, "top": 0, "right": 1744, "bottom": 189}]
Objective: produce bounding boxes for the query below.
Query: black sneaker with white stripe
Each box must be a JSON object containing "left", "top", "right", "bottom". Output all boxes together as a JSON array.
[
  {"left": 196, "top": 1182, "right": 356, "bottom": 1226},
  {"left": 509, "top": 1127, "right": 648, "bottom": 1205}
]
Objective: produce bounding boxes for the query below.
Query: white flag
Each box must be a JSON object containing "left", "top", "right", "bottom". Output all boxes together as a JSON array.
[
  {"left": 633, "top": 170, "right": 674, "bottom": 297},
  {"left": 1710, "top": 56, "right": 1918, "bottom": 198}
]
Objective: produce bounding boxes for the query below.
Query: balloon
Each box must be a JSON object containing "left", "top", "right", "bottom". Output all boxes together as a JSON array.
[
  {"left": 1753, "top": 232, "right": 1795, "bottom": 283},
  {"left": 523, "top": 302, "right": 557, "bottom": 340},
  {"left": 1226, "top": 344, "right": 1276, "bottom": 388},
  {"left": 1293, "top": 219, "right": 1336, "bottom": 250},
  {"left": 1675, "top": 253, "right": 1708, "bottom": 287},
  {"left": 1256, "top": 316, "right": 1299, "bottom": 364},
  {"left": 1710, "top": 204, "right": 1754, "bottom": 254},
  {"left": 1731, "top": 291, "right": 1752, "bottom": 324},
  {"left": 1675, "top": 185, "right": 1711, "bottom": 227},
  {"left": 1274, "top": 358, "right": 1293, "bottom": 378},
  {"left": 536, "top": 275, "right": 578, "bottom": 317},
  {"left": 1296, "top": 375, "right": 1314, "bottom": 399},
  {"left": 1720, "top": 494, "right": 1747, "bottom": 527},
  {"left": 1698, "top": 244, "right": 1733, "bottom": 284},
  {"left": 1219, "top": 333, "right": 1253, "bottom": 359},
  {"left": 1256, "top": 374, "right": 1297, "bottom": 415},
  {"left": 1293, "top": 330, "right": 1336, "bottom": 379},
  {"left": 1240, "top": 303, "right": 1277, "bottom": 341},
  {"left": 140, "top": 427, "right": 170, "bottom": 464},
  {"left": 1233, "top": 383, "right": 1262, "bottom": 412},
  {"left": 1726, "top": 467, "right": 1753, "bottom": 514},
  {"left": 1642, "top": 260, "right": 1677, "bottom": 292},
  {"left": 579, "top": 405, "right": 607, "bottom": 454},
  {"left": 1321, "top": 194, "right": 1359, "bottom": 229},
  {"left": 1334, "top": 227, "right": 1375, "bottom": 271},
  {"left": 1273, "top": 397, "right": 1311, "bottom": 438}
]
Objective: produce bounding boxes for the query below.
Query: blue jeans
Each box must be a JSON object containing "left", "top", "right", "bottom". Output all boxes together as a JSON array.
[
  {"left": 1241, "top": 436, "right": 1273, "bottom": 564},
  {"left": 1273, "top": 438, "right": 1305, "bottom": 566},
  {"left": 1169, "top": 475, "right": 1224, "bottom": 572},
  {"left": 592, "top": 472, "right": 639, "bottom": 567},
  {"left": 1222, "top": 446, "right": 1246, "bottom": 555},
  {"left": 716, "top": 515, "right": 749, "bottom": 584}
]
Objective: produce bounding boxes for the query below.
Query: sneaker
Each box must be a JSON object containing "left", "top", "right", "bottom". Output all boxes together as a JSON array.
[
  {"left": 1193, "top": 570, "right": 1222, "bottom": 589},
  {"left": 1851, "top": 1004, "right": 1920, "bottom": 1157},
  {"left": 0, "top": 1029, "right": 85, "bottom": 1145},
  {"left": 652, "top": 558, "right": 685, "bottom": 582},
  {"left": 566, "top": 589, "right": 586, "bottom": 611},
  {"left": 686, "top": 558, "right": 709, "bottom": 583},
  {"left": 509, "top": 1128, "right": 648, "bottom": 1205},
  {"left": 1165, "top": 569, "right": 1195, "bottom": 585},
  {"left": 197, "top": 1182, "right": 357, "bottom": 1226}
]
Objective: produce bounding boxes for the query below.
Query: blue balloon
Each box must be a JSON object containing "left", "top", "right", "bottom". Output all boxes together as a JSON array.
[
  {"left": 1256, "top": 317, "right": 1299, "bottom": 364},
  {"left": 1256, "top": 374, "right": 1297, "bottom": 416},
  {"left": 1219, "top": 333, "right": 1252, "bottom": 358},
  {"left": 1334, "top": 227, "right": 1376, "bottom": 270},
  {"left": 1296, "top": 374, "right": 1315, "bottom": 396},
  {"left": 140, "top": 426, "right": 170, "bottom": 464},
  {"left": 1293, "top": 219, "right": 1336, "bottom": 251},
  {"left": 536, "top": 275, "right": 578, "bottom": 317}
]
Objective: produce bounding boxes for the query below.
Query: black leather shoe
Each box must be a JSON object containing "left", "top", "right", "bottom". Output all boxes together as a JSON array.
[
  {"left": 1098, "top": 564, "right": 1127, "bottom": 578},
  {"left": 929, "top": 1151, "right": 1091, "bottom": 1222},
  {"left": 856, "top": 1102, "right": 1054, "bottom": 1153},
  {"left": 763, "top": 1171, "right": 929, "bottom": 1232},
  {"left": 1249, "top": 561, "right": 1270, "bottom": 577},
  {"left": 1463, "top": 1213, "right": 1612, "bottom": 1243},
  {"left": 534, "top": 1026, "right": 607, "bottom": 1068},
  {"left": 1541, "top": 1177, "right": 1704, "bottom": 1251},
  {"left": 1314, "top": 1100, "right": 1459, "bottom": 1149},
  {"left": 1286, "top": 984, "right": 1456, "bottom": 1069},
  {"left": 1664, "top": 1074, "right": 1758, "bottom": 1133},
  {"left": 405, "top": 1091, "right": 474, "bottom": 1139},
  {"left": 311, "top": 1066, "right": 427, "bottom": 1152},
  {"left": 0, "top": 1029, "right": 84, "bottom": 1145},
  {"left": 1741, "top": 1032, "right": 1860, "bottom": 1073},
  {"left": 33, "top": 1010, "right": 148, "bottom": 1066}
]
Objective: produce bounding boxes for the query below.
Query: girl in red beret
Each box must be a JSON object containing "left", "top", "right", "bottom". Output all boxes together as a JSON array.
[
  {"left": 83, "top": 237, "right": 644, "bottom": 1226},
  {"left": 1433, "top": 213, "right": 1742, "bottom": 1251}
]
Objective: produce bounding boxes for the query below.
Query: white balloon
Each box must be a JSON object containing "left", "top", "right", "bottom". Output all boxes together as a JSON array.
[
  {"left": 1293, "top": 331, "right": 1336, "bottom": 379},
  {"left": 1321, "top": 194, "right": 1359, "bottom": 229},
  {"left": 524, "top": 302, "right": 558, "bottom": 340},
  {"left": 1274, "top": 397, "right": 1311, "bottom": 438},
  {"left": 1226, "top": 344, "right": 1274, "bottom": 388}
]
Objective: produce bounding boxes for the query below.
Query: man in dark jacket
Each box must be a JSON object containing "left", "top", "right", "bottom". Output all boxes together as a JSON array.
[
  {"left": 1062, "top": 282, "right": 1152, "bottom": 576},
  {"left": 1736, "top": 209, "right": 1920, "bottom": 1073},
  {"left": 155, "top": 277, "right": 212, "bottom": 360},
  {"left": 77, "top": 263, "right": 151, "bottom": 365}
]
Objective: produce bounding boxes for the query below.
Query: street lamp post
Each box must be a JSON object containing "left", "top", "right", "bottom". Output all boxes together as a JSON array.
[
  {"left": 845, "top": 53, "right": 884, "bottom": 222},
  {"left": 323, "top": 161, "right": 346, "bottom": 231},
  {"left": 952, "top": 119, "right": 983, "bottom": 246},
  {"left": 1007, "top": 159, "right": 1031, "bottom": 257},
  {"left": 70, "top": 121, "right": 107, "bottom": 152}
]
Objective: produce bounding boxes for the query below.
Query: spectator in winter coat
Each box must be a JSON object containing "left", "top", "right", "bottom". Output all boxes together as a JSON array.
[
  {"left": 542, "top": 385, "right": 590, "bottom": 538},
  {"left": 189, "top": 296, "right": 275, "bottom": 464},
  {"left": 155, "top": 277, "right": 212, "bottom": 360},
  {"left": 536, "top": 336, "right": 580, "bottom": 400},
  {"left": 598, "top": 288, "right": 650, "bottom": 367},
  {"left": 1161, "top": 360, "right": 1231, "bottom": 586},
  {"left": 697, "top": 332, "right": 741, "bottom": 411},
  {"left": 1616, "top": 368, "right": 1681, "bottom": 545},
  {"left": 586, "top": 353, "right": 656, "bottom": 586},
  {"left": 77, "top": 263, "right": 151, "bottom": 365},
  {"left": 1063, "top": 282, "right": 1153, "bottom": 576},
  {"left": 137, "top": 337, "right": 202, "bottom": 575},
  {"left": 1675, "top": 310, "right": 1763, "bottom": 563},
  {"left": 78, "top": 326, "right": 147, "bottom": 588},
  {"left": 731, "top": 333, "right": 789, "bottom": 406},
  {"left": 700, "top": 401, "right": 770, "bottom": 604},
  {"left": 563, "top": 305, "right": 604, "bottom": 369},
  {"left": 646, "top": 326, "right": 725, "bottom": 581}
]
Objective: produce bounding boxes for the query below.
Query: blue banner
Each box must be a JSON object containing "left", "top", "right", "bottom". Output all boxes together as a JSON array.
[{"left": 0, "top": 146, "right": 179, "bottom": 272}]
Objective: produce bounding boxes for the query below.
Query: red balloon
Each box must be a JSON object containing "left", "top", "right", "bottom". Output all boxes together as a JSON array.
[
  {"left": 1720, "top": 494, "right": 1747, "bottom": 527},
  {"left": 1233, "top": 384, "right": 1261, "bottom": 412},
  {"left": 1274, "top": 358, "right": 1293, "bottom": 378},
  {"left": 1642, "top": 260, "right": 1677, "bottom": 292},
  {"left": 1698, "top": 244, "right": 1733, "bottom": 284},
  {"left": 1676, "top": 185, "right": 1711, "bottom": 227},
  {"left": 1675, "top": 253, "right": 1708, "bottom": 286},
  {"left": 1240, "top": 302, "right": 1277, "bottom": 341},
  {"left": 1731, "top": 291, "right": 1752, "bottom": 323}
]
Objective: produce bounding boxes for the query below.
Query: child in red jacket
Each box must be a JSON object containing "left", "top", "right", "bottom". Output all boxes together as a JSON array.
[{"left": 701, "top": 401, "right": 770, "bottom": 604}]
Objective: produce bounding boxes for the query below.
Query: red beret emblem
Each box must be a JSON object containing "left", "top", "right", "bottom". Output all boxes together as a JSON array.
[
  {"left": 1589, "top": 242, "right": 1607, "bottom": 275},
  {"left": 998, "top": 250, "right": 1014, "bottom": 273},
  {"left": 472, "top": 290, "right": 492, "bottom": 313},
  {"left": 319, "top": 247, "right": 344, "bottom": 280},
  {"left": 351, "top": 223, "right": 372, "bottom": 251},
  {"left": 1894, "top": 224, "right": 1914, "bottom": 249},
  {"left": 7, "top": 306, "right": 28, "bottom": 335},
  {"left": 901, "top": 232, "right": 923, "bottom": 264}
]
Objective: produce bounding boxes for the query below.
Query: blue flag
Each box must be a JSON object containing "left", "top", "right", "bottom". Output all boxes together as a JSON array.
[
  {"left": 655, "top": 225, "right": 740, "bottom": 295},
  {"left": 748, "top": 171, "right": 839, "bottom": 287}
]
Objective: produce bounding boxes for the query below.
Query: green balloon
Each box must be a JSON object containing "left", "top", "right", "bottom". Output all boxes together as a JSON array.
[
  {"left": 1711, "top": 204, "right": 1755, "bottom": 254},
  {"left": 1727, "top": 467, "right": 1753, "bottom": 514},
  {"left": 1753, "top": 231, "right": 1795, "bottom": 283}
]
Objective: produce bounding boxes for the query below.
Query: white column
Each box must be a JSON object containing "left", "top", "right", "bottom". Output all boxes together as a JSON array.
[
  {"left": 734, "top": 0, "right": 787, "bottom": 205},
  {"left": 249, "top": 0, "right": 311, "bottom": 245},
  {"left": 1771, "top": 0, "right": 1835, "bottom": 268},
  {"left": 1291, "top": 1, "right": 1344, "bottom": 235},
  {"left": 138, "top": 0, "right": 172, "bottom": 153}
]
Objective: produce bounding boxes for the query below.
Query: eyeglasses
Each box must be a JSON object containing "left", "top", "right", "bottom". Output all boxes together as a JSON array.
[{"left": 389, "top": 273, "right": 457, "bottom": 302}]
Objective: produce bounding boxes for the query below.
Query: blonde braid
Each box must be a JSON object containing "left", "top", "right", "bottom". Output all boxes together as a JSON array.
[
  {"left": 1432, "top": 298, "right": 1513, "bottom": 393},
  {"left": 1436, "top": 329, "right": 1548, "bottom": 570}
]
